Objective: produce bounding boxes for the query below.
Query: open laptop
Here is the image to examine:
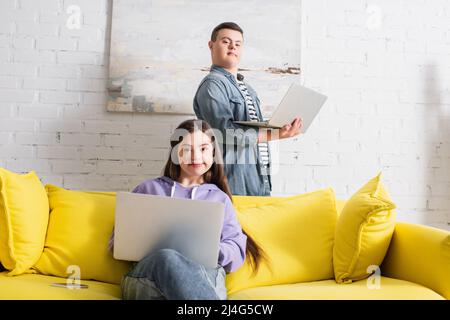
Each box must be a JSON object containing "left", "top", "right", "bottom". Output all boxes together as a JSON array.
[
  {"left": 113, "top": 192, "right": 225, "bottom": 268},
  {"left": 234, "top": 83, "right": 328, "bottom": 132}
]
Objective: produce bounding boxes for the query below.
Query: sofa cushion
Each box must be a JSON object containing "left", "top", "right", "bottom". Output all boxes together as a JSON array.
[
  {"left": 32, "top": 185, "right": 132, "bottom": 285},
  {"left": 381, "top": 222, "right": 450, "bottom": 300},
  {"left": 0, "top": 271, "right": 120, "bottom": 300},
  {"left": 333, "top": 172, "right": 397, "bottom": 284},
  {"left": 227, "top": 188, "right": 337, "bottom": 295},
  {"left": 335, "top": 199, "right": 346, "bottom": 216},
  {"left": 227, "top": 276, "right": 445, "bottom": 300},
  {"left": 0, "top": 168, "right": 49, "bottom": 276}
]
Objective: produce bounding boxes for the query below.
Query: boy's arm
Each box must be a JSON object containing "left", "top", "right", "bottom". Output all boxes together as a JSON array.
[{"left": 194, "top": 80, "right": 259, "bottom": 148}]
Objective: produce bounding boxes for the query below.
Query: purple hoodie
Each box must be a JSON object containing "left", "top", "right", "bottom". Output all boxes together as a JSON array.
[{"left": 109, "top": 176, "right": 247, "bottom": 273}]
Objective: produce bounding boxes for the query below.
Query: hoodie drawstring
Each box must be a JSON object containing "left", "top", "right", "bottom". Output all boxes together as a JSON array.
[
  {"left": 170, "top": 182, "right": 176, "bottom": 198},
  {"left": 191, "top": 186, "right": 198, "bottom": 200},
  {"left": 170, "top": 181, "right": 199, "bottom": 200}
]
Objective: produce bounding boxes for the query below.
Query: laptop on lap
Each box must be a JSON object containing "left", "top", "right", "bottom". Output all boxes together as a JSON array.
[{"left": 113, "top": 192, "right": 225, "bottom": 269}]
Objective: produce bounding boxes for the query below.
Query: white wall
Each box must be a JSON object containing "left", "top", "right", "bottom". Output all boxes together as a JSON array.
[
  {"left": 295, "top": 0, "right": 450, "bottom": 230},
  {"left": 0, "top": 0, "right": 448, "bottom": 230}
]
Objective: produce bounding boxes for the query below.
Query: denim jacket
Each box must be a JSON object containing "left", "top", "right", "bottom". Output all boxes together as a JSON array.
[{"left": 193, "top": 65, "right": 272, "bottom": 196}]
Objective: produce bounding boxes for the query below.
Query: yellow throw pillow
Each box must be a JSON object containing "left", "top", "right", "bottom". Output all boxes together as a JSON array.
[
  {"left": 226, "top": 189, "right": 338, "bottom": 295},
  {"left": 333, "top": 172, "right": 397, "bottom": 284},
  {"left": 0, "top": 168, "right": 49, "bottom": 276},
  {"left": 32, "top": 185, "right": 132, "bottom": 284}
]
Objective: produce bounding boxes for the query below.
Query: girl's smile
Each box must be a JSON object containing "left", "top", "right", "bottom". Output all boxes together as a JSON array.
[{"left": 189, "top": 163, "right": 205, "bottom": 168}]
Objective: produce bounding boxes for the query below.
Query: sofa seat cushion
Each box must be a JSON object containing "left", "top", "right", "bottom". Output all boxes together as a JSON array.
[
  {"left": 227, "top": 276, "right": 445, "bottom": 300},
  {"left": 0, "top": 271, "right": 121, "bottom": 300}
]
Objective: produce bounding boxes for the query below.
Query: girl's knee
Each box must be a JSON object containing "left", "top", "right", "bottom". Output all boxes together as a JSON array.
[
  {"left": 145, "top": 248, "right": 189, "bottom": 272},
  {"left": 151, "top": 248, "right": 183, "bottom": 263}
]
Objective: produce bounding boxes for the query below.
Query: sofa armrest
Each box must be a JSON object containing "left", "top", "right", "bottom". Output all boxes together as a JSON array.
[{"left": 381, "top": 222, "right": 450, "bottom": 299}]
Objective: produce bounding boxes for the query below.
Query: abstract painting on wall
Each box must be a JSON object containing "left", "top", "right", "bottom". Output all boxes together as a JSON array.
[{"left": 107, "top": 0, "right": 301, "bottom": 115}]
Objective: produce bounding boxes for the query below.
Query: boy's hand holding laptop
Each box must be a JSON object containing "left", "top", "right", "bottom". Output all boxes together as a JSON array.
[
  {"left": 234, "top": 83, "right": 327, "bottom": 140},
  {"left": 278, "top": 116, "right": 303, "bottom": 139}
]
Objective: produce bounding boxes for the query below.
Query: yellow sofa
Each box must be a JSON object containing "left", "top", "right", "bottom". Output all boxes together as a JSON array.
[{"left": 0, "top": 192, "right": 448, "bottom": 300}]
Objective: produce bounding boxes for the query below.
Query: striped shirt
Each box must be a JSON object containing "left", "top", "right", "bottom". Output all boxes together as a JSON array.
[{"left": 236, "top": 75, "right": 270, "bottom": 174}]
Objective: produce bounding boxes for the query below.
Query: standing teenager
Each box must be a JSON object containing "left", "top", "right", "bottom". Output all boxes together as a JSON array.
[
  {"left": 194, "top": 22, "right": 303, "bottom": 196},
  {"left": 109, "top": 119, "right": 264, "bottom": 300}
]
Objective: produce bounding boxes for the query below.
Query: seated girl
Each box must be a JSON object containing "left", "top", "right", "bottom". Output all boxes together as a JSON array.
[{"left": 109, "top": 119, "right": 264, "bottom": 300}]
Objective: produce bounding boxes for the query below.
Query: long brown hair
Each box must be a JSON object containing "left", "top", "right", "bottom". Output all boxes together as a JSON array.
[{"left": 163, "top": 119, "right": 266, "bottom": 273}]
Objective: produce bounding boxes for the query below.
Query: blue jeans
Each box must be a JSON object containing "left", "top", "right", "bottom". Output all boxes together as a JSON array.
[{"left": 121, "top": 249, "right": 227, "bottom": 300}]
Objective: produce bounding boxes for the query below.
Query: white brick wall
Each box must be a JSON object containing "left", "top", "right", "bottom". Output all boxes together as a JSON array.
[
  {"left": 298, "top": 0, "right": 450, "bottom": 230},
  {"left": 0, "top": 0, "right": 448, "bottom": 230}
]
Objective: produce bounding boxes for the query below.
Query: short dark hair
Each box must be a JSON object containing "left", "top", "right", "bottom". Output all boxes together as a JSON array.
[{"left": 210, "top": 22, "right": 243, "bottom": 41}]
